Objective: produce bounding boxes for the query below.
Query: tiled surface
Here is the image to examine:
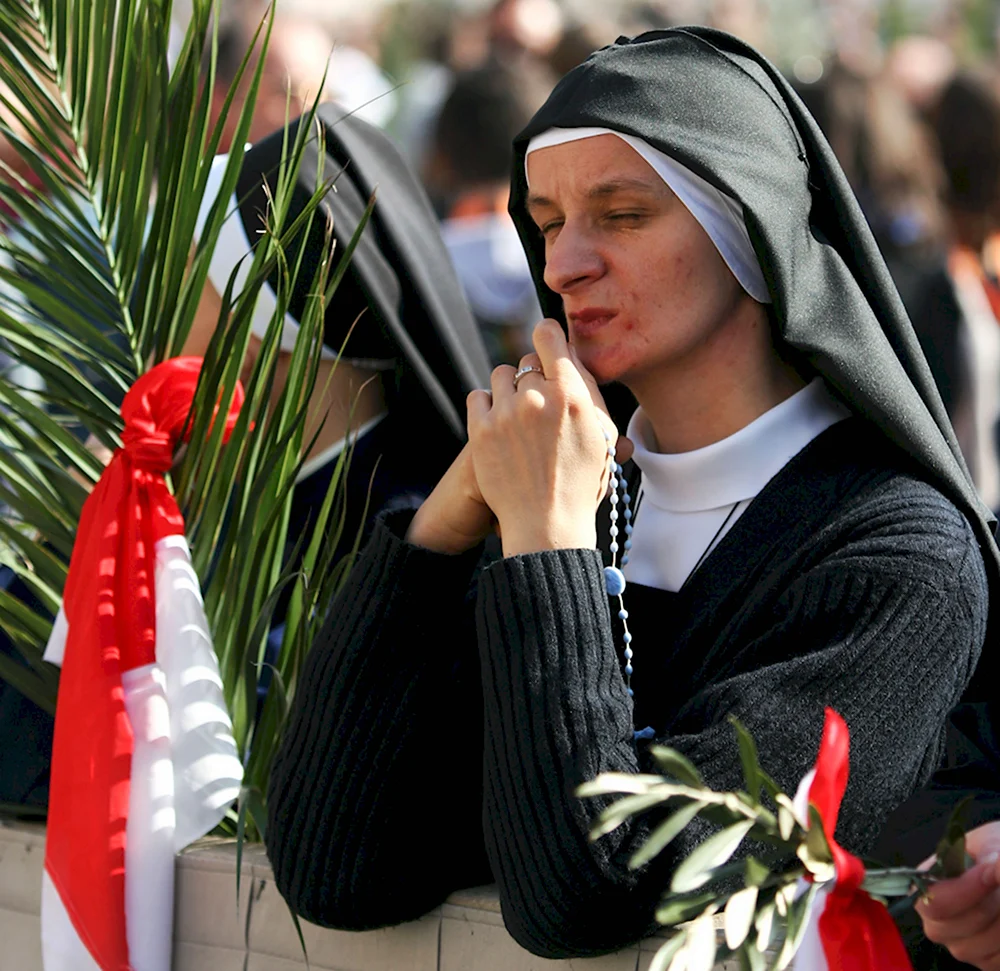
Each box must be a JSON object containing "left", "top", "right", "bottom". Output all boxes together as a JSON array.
[{"left": 0, "top": 824, "right": 749, "bottom": 971}]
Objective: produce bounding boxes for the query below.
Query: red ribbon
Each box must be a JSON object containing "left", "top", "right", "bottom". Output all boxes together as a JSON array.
[
  {"left": 46, "top": 358, "right": 243, "bottom": 970},
  {"left": 810, "top": 708, "right": 913, "bottom": 971}
]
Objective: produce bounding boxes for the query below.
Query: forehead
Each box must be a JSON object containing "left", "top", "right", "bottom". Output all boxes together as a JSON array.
[{"left": 525, "top": 133, "right": 665, "bottom": 198}]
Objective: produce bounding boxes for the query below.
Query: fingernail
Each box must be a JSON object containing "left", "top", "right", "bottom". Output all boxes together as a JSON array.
[{"left": 981, "top": 853, "right": 1000, "bottom": 885}]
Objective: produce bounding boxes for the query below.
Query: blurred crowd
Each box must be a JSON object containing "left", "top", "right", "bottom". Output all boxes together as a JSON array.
[
  {"left": 173, "top": 0, "right": 1000, "bottom": 510},
  {"left": 6, "top": 0, "right": 1000, "bottom": 496}
]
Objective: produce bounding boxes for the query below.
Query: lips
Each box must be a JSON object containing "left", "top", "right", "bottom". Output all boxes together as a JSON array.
[{"left": 568, "top": 308, "right": 618, "bottom": 336}]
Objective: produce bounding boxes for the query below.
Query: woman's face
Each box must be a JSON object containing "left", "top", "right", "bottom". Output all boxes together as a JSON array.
[{"left": 525, "top": 133, "right": 752, "bottom": 387}]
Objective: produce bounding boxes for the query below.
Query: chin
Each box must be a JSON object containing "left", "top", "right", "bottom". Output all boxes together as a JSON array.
[{"left": 573, "top": 346, "right": 632, "bottom": 386}]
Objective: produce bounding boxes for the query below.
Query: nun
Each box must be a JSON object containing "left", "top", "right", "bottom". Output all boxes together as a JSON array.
[
  {"left": 188, "top": 106, "right": 493, "bottom": 570},
  {"left": 265, "top": 29, "right": 999, "bottom": 960}
]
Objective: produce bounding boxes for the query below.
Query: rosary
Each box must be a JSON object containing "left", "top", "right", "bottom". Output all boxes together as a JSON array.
[{"left": 602, "top": 429, "right": 635, "bottom": 697}]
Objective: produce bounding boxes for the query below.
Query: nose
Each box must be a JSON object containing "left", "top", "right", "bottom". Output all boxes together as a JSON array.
[{"left": 542, "top": 223, "right": 606, "bottom": 295}]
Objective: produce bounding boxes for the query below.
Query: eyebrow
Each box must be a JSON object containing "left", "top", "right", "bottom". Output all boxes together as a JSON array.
[{"left": 526, "top": 178, "right": 664, "bottom": 213}]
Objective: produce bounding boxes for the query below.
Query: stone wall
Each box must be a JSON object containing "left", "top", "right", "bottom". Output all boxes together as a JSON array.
[{"left": 0, "top": 823, "right": 742, "bottom": 970}]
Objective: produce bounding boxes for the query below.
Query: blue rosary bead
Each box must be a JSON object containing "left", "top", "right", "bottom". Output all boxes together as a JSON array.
[
  {"left": 623, "top": 632, "right": 632, "bottom": 644},
  {"left": 610, "top": 525, "right": 619, "bottom": 537},
  {"left": 618, "top": 608, "right": 629, "bottom": 620},
  {"left": 604, "top": 566, "right": 626, "bottom": 596},
  {"left": 624, "top": 647, "right": 633, "bottom": 660}
]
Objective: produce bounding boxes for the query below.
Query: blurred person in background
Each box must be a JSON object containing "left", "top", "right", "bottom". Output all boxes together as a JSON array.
[
  {"left": 206, "top": 11, "right": 332, "bottom": 151},
  {"left": 387, "top": 8, "right": 458, "bottom": 171},
  {"left": 546, "top": 17, "right": 623, "bottom": 77},
  {"left": 425, "top": 58, "right": 554, "bottom": 363},
  {"left": 906, "top": 69, "right": 1000, "bottom": 518},
  {"left": 885, "top": 33, "right": 957, "bottom": 114},
  {"left": 793, "top": 56, "right": 1000, "bottom": 518},
  {"left": 793, "top": 58, "right": 945, "bottom": 309},
  {"left": 487, "top": 0, "right": 564, "bottom": 62},
  {"left": 207, "top": 4, "right": 397, "bottom": 150},
  {"left": 855, "top": 67, "right": 1000, "bottom": 971}
]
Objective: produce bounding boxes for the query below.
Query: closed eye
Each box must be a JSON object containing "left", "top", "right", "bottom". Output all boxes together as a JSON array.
[{"left": 607, "top": 211, "right": 647, "bottom": 224}]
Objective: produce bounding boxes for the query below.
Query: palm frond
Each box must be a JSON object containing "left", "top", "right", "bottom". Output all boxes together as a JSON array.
[{"left": 0, "top": 0, "right": 365, "bottom": 830}]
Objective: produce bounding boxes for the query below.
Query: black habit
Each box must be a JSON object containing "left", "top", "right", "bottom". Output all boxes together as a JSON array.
[{"left": 265, "top": 28, "right": 999, "bottom": 964}]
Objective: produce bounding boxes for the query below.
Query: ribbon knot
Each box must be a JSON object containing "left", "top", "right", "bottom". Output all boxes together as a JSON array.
[
  {"left": 118, "top": 357, "right": 231, "bottom": 474},
  {"left": 46, "top": 357, "right": 243, "bottom": 968},
  {"left": 45, "top": 356, "right": 245, "bottom": 971},
  {"left": 121, "top": 425, "right": 176, "bottom": 473}
]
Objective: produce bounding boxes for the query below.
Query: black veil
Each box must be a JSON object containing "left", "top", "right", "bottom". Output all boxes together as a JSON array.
[
  {"left": 236, "top": 105, "right": 493, "bottom": 443},
  {"left": 509, "top": 27, "right": 1000, "bottom": 690}
]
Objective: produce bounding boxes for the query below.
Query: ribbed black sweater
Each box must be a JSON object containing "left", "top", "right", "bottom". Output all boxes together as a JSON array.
[{"left": 265, "top": 420, "right": 989, "bottom": 959}]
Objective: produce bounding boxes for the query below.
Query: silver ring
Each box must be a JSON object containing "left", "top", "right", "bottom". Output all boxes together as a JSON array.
[{"left": 512, "top": 365, "right": 545, "bottom": 390}]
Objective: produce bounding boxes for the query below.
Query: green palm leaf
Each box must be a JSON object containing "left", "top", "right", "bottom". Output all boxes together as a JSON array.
[{"left": 0, "top": 0, "right": 365, "bottom": 833}]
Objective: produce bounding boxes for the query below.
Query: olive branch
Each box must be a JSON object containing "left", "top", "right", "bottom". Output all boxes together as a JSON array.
[{"left": 578, "top": 718, "right": 969, "bottom": 971}]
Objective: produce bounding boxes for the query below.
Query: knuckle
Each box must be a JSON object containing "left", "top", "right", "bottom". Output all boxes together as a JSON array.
[{"left": 521, "top": 391, "right": 547, "bottom": 414}]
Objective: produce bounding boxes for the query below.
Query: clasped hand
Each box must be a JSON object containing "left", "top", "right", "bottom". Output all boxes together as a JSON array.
[{"left": 407, "top": 320, "right": 629, "bottom": 557}]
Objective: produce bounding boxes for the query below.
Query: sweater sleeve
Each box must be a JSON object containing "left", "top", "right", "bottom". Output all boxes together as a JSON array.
[
  {"left": 265, "top": 511, "right": 493, "bottom": 930},
  {"left": 474, "top": 498, "right": 989, "bottom": 958}
]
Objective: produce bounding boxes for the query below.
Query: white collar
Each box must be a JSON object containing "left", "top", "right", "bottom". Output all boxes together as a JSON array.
[{"left": 626, "top": 378, "right": 850, "bottom": 513}]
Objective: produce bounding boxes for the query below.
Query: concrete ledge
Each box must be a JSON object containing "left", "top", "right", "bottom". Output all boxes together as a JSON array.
[{"left": 1, "top": 822, "right": 742, "bottom": 970}]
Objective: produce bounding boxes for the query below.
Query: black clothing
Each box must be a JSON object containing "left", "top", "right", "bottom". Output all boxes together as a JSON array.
[
  {"left": 904, "top": 263, "right": 966, "bottom": 424},
  {"left": 880, "top": 712, "right": 1000, "bottom": 969},
  {"left": 507, "top": 35, "right": 1000, "bottom": 953},
  {"left": 236, "top": 107, "right": 492, "bottom": 442},
  {"left": 265, "top": 29, "right": 997, "bottom": 963},
  {"left": 509, "top": 28, "right": 1000, "bottom": 672},
  {"left": 237, "top": 110, "right": 491, "bottom": 629},
  {"left": 0, "top": 566, "right": 54, "bottom": 810},
  {"left": 239, "top": 113, "right": 492, "bottom": 694},
  {"left": 287, "top": 407, "right": 457, "bottom": 570},
  {"left": 266, "top": 420, "right": 989, "bottom": 958}
]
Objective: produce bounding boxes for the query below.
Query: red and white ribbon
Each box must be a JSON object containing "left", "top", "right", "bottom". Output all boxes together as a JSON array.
[
  {"left": 41, "top": 358, "right": 245, "bottom": 971},
  {"left": 794, "top": 708, "right": 913, "bottom": 970}
]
